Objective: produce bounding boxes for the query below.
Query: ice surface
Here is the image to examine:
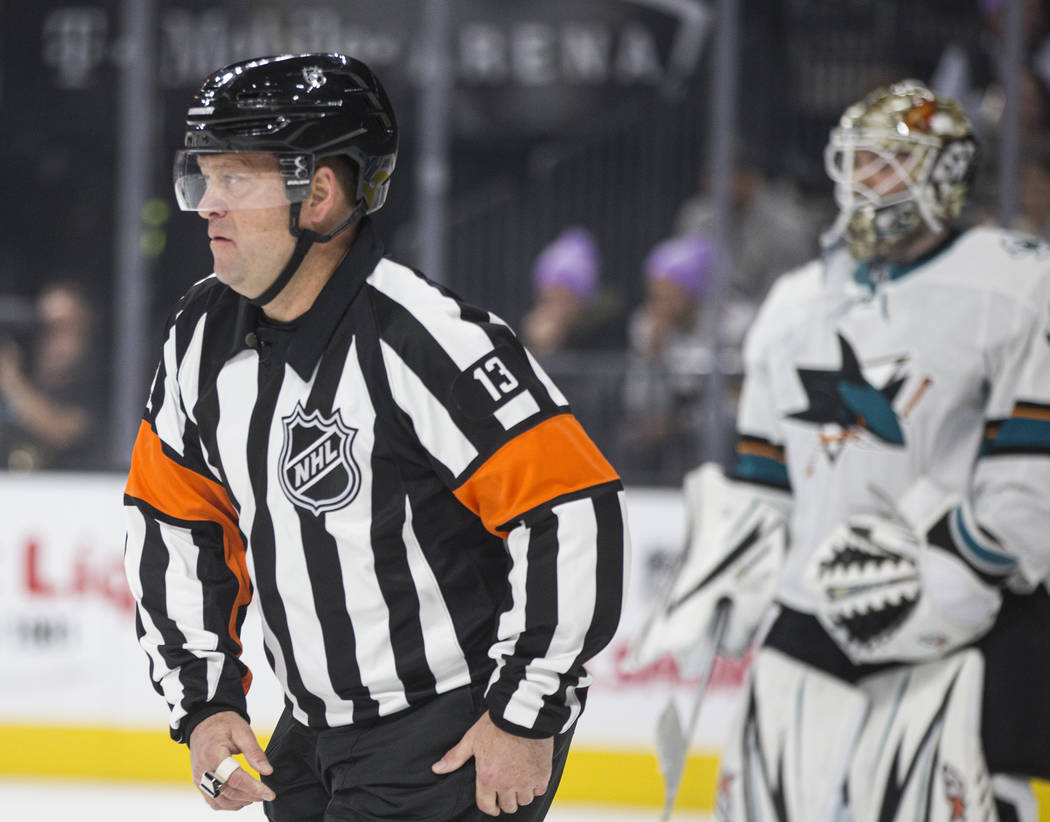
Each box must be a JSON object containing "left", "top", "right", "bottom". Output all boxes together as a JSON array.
[{"left": 0, "top": 778, "right": 712, "bottom": 821}]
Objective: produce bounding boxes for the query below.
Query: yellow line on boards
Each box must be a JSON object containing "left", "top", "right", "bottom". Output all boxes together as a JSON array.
[
  {"left": 0, "top": 724, "right": 1047, "bottom": 818},
  {"left": 0, "top": 724, "right": 201, "bottom": 783},
  {"left": 559, "top": 747, "right": 718, "bottom": 808},
  {"left": 0, "top": 724, "right": 717, "bottom": 808}
]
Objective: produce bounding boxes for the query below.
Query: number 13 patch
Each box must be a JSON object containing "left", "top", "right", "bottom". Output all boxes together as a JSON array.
[{"left": 452, "top": 344, "right": 541, "bottom": 429}]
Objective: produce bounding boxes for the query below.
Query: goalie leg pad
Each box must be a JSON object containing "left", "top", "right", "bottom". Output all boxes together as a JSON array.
[
  {"left": 990, "top": 775, "right": 1037, "bottom": 822},
  {"left": 716, "top": 647, "right": 868, "bottom": 822},
  {"left": 848, "top": 649, "right": 995, "bottom": 822}
]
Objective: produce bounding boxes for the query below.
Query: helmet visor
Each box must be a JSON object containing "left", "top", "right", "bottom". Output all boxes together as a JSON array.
[{"left": 173, "top": 150, "right": 314, "bottom": 211}]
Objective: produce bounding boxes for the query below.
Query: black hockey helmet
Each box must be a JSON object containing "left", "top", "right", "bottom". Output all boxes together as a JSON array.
[{"left": 176, "top": 53, "right": 398, "bottom": 215}]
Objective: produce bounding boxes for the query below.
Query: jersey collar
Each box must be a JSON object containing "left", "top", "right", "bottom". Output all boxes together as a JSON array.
[
  {"left": 228, "top": 216, "right": 386, "bottom": 379},
  {"left": 852, "top": 230, "right": 961, "bottom": 291}
]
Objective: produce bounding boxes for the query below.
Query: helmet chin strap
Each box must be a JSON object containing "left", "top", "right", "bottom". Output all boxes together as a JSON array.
[{"left": 248, "top": 200, "right": 365, "bottom": 308}]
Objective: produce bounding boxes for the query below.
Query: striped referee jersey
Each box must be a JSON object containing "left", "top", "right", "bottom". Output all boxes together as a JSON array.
[{"left": 124, "top": 218, "right": 628, "bottom": 743}]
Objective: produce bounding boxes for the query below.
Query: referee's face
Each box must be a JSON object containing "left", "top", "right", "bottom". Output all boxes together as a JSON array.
[{"left": 196, "top": 153, "right": 297, "bottom": 300}]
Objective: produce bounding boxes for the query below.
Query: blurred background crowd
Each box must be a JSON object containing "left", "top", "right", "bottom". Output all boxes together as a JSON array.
[{"left": 1, "top": 0, "right": 1047, "bottom": 485}]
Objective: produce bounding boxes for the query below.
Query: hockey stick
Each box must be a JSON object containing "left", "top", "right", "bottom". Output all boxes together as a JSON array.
[{"left": 655, "top": 598, "right": 732, "bottom": 822}]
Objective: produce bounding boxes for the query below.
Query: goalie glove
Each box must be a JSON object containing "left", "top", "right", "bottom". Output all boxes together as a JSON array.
[
  {"left": 806, "top": 478, "right": 1003, "bottom": 665},
  {"left": 626, "top": 463, "right": 788, "bottom": 670}
]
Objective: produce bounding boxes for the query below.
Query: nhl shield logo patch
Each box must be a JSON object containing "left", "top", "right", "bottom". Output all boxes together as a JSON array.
[{"left": 279, "top": 403, "right": 361, "bottom": 515}]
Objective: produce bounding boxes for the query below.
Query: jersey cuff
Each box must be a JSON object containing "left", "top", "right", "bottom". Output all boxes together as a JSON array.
[
  {"left": 895, "top": 476, "right": 1016, "bottom": 584},
  {"left": 177, "top": 702, "right": 251, "bottom": 745},
  {"left": 483, "top": 673, "right": 588, "bottom": 739},
  {"left": 485, "top": 703, "right": 558, "bottom": 740}
]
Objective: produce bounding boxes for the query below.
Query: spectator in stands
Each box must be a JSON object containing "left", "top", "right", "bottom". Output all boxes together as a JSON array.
[
  {"left": 931, "top": 0, "right": 1049, "bottom": 147},
  {"left": 674, "top": 161, "right": 828, "bottom": 303},
  {"left": 0, "top": 280, "right": 106, "bottom": 470},
  {"left": 520, "top": 226, "right": 623, "bottom": 356},
  {"left": 934, "top": 0, "right": 1050, "bottom": 234},
  {"left": 520, "top": 227, "right": 627, "bottom": 471},
  {"left": 621, "top": 234, "right": 752, "bottom": 482},
  {"left": 931, "top": 0, "right": 1050, "bottom": 235},
  {"left": 1018, "top": 138, "right": 1050, "bottom": 238}
]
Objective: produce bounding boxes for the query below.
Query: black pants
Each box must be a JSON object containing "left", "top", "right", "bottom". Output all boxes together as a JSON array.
[{"left": 262, "top": 683, "right": 575, "bottom": 821}]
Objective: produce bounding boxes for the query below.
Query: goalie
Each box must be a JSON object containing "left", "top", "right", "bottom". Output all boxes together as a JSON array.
[{"left": 632, "top": 80, "right": 1050, "bottom": 822}]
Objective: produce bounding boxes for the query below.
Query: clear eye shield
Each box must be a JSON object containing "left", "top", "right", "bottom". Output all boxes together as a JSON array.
[
  {"left": 824, "top": 129, "right": 937, "bottom": 210},
  {"left": 173, "top": 150, "right": 315, "bottom": 211}
]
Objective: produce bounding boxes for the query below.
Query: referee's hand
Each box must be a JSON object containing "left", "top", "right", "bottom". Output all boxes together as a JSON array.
[
  {"left": 189, "top": 711, "right": 275, "bottom": 811},
  {"left": 432, "top": 711, "right": 553, "bottom": 817}
]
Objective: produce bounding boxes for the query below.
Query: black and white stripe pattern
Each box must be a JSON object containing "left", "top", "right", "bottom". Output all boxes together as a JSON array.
[{"left": 125, "top": 221, "right": 627, "bottom": 741}]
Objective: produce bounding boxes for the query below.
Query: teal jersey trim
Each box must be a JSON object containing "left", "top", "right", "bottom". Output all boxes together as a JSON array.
[
  {"left": 953, "top": 507, "right": 1016, "bottom": 571},
  {"left": 852, "top": 232, "right": 962, "bottom": 291},
  {"left": 731, "top": 453, "right": 791, "bottom": 492},
  {"left": 981, "top": 416, "right": 1050, "bottom": 457}
]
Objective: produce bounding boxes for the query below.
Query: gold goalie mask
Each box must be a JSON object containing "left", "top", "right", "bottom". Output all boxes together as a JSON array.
[{"left": 823, "top": 79, "right": 979, "bottom": 262}]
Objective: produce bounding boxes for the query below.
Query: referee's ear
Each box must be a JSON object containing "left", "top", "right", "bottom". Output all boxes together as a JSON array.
[{"left": 300, "top": 164, "right": 346, "bottom": 231}]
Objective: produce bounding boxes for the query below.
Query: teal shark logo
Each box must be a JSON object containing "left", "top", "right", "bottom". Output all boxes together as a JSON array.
[{"left": 790, "top": 334, "right": 907, "bottom": 445}]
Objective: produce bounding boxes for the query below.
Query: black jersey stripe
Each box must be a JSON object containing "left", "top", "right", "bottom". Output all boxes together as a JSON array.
[
  {"left": 354, "top": 296, "right": 507, "bottom": 681},
  {"left": 172, "top": 306, "right": 200, "bottom": 365},
  {"left": 245, "top": 357, "right": 330, "bottom": 726},
  {"left": 369, "top": 285, "right": 462, "bottom": 388},
  {"left": 146, "top": 326, "right": 222, "bottom": 486},
  {"left": 487, "top": 514, "right": 561, "bottom": 717},
  {"left": 459, "top": 309, "right": 564, "bottom": 417},
  {"left": 542, "top": 490, "right": 625, "bottom": 731},
  {"left": 368, "top": 435, "right": 439, "bottom": 701},
  {"left": 192, "top": 358, "right": 237, "bottom": 509},
  {"left": 136, "top": 514, "right": 212, "bottom": 733},
  {"left": 354, "top": 294, "right": 486, "bottom": 692},
  {"left": 503, "top": 479, "right": 625, "bottom": 532},
  {"left": 133, "top": 609, "right": 163, "bottom": 698},
  {"left": 585, "top": 489, "right": 627, "bottom": 651},
  {"left": 192, "top": 521, "right": 252, "bottom": 701},
  {"left": 134, "top": 418, "right": 228, "bottom": 499},
  {"left": 458, "top": 300, "right": 492, "bottom": 325},
  {"left": 294, "top": 318, "right": 382, "bottom": 719},
  {"left": 369, "top": 286, "right": 555, "bottom": 460},
  {"left": 406, "top": 472, "right": 508, "bottom": 680},
  {"left": 127, "top": 231, "right": 625, "bottom": 739},
  {"left": 519, "top": 510, "right": 561, "bottom": 660},
  {"left": 356, "top": 293, "right": 442, "bottom": 701},
  {"left": 146, "top": 360, "right": 167, "bottom": 426},
  {"left": 126, "top": 484, "right": 251, "bottom": 714}
]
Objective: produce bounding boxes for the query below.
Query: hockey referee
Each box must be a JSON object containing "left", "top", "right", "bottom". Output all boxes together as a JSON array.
[{"left": 123, "top": 53, "right": 628, "bottom": 821}]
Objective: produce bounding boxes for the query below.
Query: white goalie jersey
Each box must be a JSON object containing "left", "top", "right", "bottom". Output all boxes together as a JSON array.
[{"left": 731, "top": 227, "right": 1050, "bottom": 617}]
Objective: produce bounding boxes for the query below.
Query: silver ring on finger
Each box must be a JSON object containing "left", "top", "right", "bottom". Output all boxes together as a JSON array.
[
  {"left": 198, "top": 755, "right": 240, "bottom": 798},
  {"left": 198, "top": 770, "right": 225, "bottom": 798}
]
